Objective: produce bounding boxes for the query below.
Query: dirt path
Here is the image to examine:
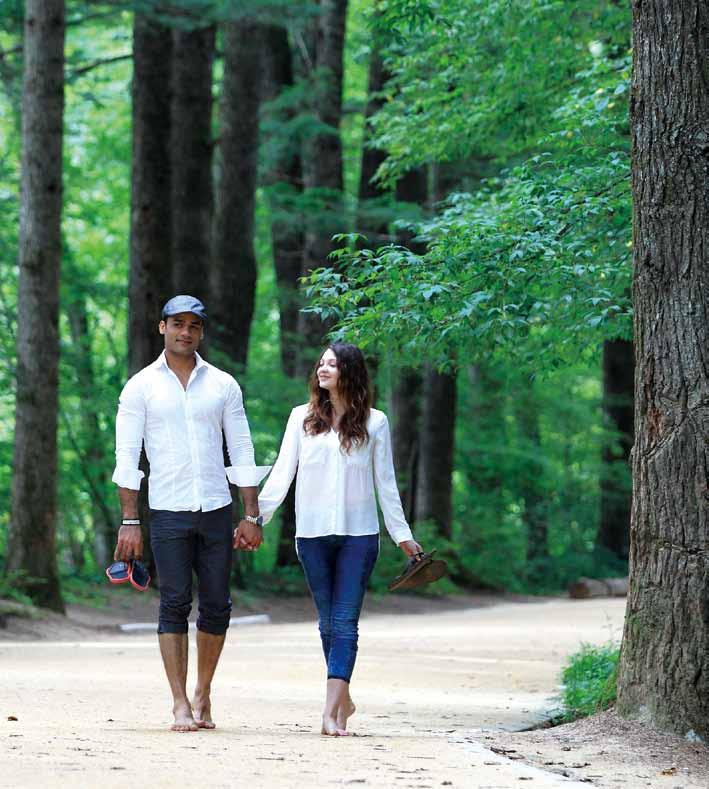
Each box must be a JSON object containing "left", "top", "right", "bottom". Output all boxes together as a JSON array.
[{"left": 4, "top": 595, "right": 701, "bottom": 788}]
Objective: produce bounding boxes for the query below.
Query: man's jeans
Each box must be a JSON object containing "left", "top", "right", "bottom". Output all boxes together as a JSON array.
[
  {"left": 296, "top": 533, "right": 379, "bottom": 682},
  {"left": 150, "top": 505, "right": 233, "bottom": 635}
]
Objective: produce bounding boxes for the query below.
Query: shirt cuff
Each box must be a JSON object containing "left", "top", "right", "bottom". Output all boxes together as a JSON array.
[
  {"left": 226, "top": 465, "right": 272, "bottom": 487},
  {"left": 112, "top": 466, "right": 145, "bottom": 490},
  {"left": 257, "top": 505, "right": 276, "bottom": 526},
  {"left": 390, "top": 526, "right": 414, "bottom": 545}
]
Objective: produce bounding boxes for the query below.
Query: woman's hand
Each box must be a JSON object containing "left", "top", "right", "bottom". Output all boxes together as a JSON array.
[{"left": 398, "top": 539, "right": 424, "bottom": 559}]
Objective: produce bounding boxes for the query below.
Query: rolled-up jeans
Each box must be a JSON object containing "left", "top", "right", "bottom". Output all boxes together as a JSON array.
[
  {"left": 150, "top": 505, "right": 233, "bottom": 635},
  {"left": 296, "top": 533, "right": 379, "bottom": 683}
]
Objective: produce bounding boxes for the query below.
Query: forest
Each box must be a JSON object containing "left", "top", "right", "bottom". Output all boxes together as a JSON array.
[{"left": 1, "top": 0, "right": 707, "bottom": 740}]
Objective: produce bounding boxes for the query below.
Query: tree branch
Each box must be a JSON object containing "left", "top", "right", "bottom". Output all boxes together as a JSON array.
[{"left": 68, "top": 53, "right": 132, "bottom": 79}]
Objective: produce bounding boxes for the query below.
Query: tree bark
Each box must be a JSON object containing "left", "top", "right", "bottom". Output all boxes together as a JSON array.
[
  {"left": 63, "top": 264, "right": 116, "bottom": 565},
  {"left": 414, "top": 366, "right": 457, "bottom": 540},
  {"left": 261, "top": 23, "right": 304, "bottom": 379},
  {"left": 598, "top": 338, "right": 634, "bottom": 560},
  {"left": 616, "top": 0, "right": 709, "bottom": 739},
  {"left": 357, "top": 47, "right": 390, "bottom": 244},
  {"left": 171, "top": 24, "right": 215, "bottom": 302},
  {"left": 514, "top": 390, "right": 548, "bottom": 572},
  {"left": 390, "top": 368, "right": 422, "bottom": 523},
  {"left": 211, "top": 20, "right": 263, "bottom": 370},
  {"left": 7, "top": 0, "right": 66, "bottom": 612},
  {"left": 296, "top": 0, "right": 348, "bottom": 376},
  {"left": 129, "top": 14, "right": 172, "bottom": 376}
]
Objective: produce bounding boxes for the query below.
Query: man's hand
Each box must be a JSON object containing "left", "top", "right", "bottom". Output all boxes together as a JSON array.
[
  {"left": 233, "top": 520, "right": 263, "bottom": 551},
  {"left": 114, "top": 525, "right": 143, "bottom": 561}
]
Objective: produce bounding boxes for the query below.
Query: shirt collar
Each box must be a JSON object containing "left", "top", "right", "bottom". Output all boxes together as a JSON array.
[{"left": 154, "top": 350, "right": 207, "bottom": 374}]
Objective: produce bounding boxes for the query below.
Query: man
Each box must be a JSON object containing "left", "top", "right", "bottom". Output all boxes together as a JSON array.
[{"left": 112, "top": 295, "right": 269, "bottom": 732}]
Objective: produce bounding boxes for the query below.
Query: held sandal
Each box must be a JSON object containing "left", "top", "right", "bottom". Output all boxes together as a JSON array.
[{"left": 388, "top": 549, "right": 448, "bottom": 592}]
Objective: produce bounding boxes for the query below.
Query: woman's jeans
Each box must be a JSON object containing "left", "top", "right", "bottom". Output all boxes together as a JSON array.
[{"left": 296, "top": 533, "right": 379, "bottom": 683}]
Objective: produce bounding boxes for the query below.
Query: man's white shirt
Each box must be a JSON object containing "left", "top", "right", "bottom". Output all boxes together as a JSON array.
[
  {"left": 112, "top": 351, "right": 270, "bottom": 512},
  {"left": 258, "top": 404, "right": 414, "bottom": 545}
]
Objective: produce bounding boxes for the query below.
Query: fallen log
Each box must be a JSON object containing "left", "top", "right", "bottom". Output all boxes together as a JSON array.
[{"left": 568, "top": 576, "right": 628, "bottom": 599}]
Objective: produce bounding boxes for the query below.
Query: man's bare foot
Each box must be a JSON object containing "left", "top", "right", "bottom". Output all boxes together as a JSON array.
[
  {"left": 192, "top": 690, "right": 216, "bottom": 730},
  {"left": 321, "top": 715, "right": 349, "bottom": 736},
  {"left": 336, "top": 695, "right": 356, "bottom": 732},
  {"left": 171, "top": 701, "right": 199, "bottom": 732}
]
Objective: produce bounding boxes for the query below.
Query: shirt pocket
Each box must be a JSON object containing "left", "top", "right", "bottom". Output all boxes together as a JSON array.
[
  {"left": 345, "top": 442, "right": 370, "bottom": 468},
  {"left": 300, "top": 435, "right": 331, "bottom": 466}
]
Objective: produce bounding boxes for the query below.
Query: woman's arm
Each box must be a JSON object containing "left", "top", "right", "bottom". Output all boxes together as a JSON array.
[
  {"left": 258, "top": 406, "right": 303, "bottom": 524},
  {"left": 372, "top": 414, "right": 416, "bottom": 546}
]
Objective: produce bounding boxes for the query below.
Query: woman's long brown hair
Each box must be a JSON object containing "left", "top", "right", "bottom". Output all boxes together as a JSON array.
[{"left": 303, "top": 343, "right": 372, "bottom": 452}]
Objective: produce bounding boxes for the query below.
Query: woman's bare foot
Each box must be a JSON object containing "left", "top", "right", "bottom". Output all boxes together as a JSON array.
[
  {"left": 321, "top": 715, "right": 349, "bottom": 736},
  {"left": 336, "top": 694, "right": 356, "bottom": 732},
  {"left": 171, "top": 701, "right": 199, "bottom": 732},
  {"left": 191, "top": 690, "right": 216, "bottom": 729}
]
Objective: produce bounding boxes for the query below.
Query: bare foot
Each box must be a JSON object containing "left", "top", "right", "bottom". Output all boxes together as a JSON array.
[
  {"left": 191, "top": 690, "right": 216, "bottom": 730},
  {"left": 321, "top": 715, "right": 349, "bottom": 737},
  {"left": 171, "top": 701, "right": 199, "bottom": 732},
  {"left": 336, "top": 694, "right": 356, "bottom": 732}
]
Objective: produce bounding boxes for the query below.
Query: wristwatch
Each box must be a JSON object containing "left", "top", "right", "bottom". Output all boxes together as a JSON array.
[{"left": 244, "top": 514, "right": 264, "bottom": 527}]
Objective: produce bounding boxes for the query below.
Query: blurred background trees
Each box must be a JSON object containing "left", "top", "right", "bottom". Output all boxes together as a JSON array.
[{"left": 0, "top": 0, "right": 633, "bottom": 604}]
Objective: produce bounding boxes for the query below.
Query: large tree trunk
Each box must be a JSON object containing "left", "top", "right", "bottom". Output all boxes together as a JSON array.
[
  {"left": 514, "top": 388, "right": 548, "bottom": 574},
  {"left": 129, "top": 14, "right": 172, "bottom": 376},
  {"left": 296, "top": 0, "right": 348, "bottom": 375},
  {"left": 414, "top": 367, "right": 457, "bottom": 540},
  {"left": 6, "top": 0, "right": 66, "bottom": 612},
  {"left": 598, "top": 338, "right": 634, "bottom": 560},
  {"left": 211, "top": 20, "right": 263, "bottom": 370},
  {"left": 261, "top": 24, "right": 302, "bottom": 567},
  {"left": 261, "top": 23, "right": 304, "bottom": 379},
  {"left": 171, "top": 24, "right": 215, "bottom": 302},
  {"left": 128, "top": 15, "right": 173, "bottom": 575},
  {"left": 616, "top": 0, "right": 709, "bottom": 739},
  {"left": 357, "top": 47, "right": 389, "bottom": 244},
  {"left": 388, "top": 168, "right": 428, "bottom": 521},
  {"left": 390, "top": 368, "right": 422, "bottom": 523},
  {"left": 63, "top": 263, "right": 116, "bottom": 566}
]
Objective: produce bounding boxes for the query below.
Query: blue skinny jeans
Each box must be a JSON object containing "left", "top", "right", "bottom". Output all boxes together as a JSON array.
[{"left": 296, "top": 533, "right": 379, "bottom": 683}]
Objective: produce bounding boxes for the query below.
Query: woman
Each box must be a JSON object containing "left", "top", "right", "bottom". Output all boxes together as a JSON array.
[{"left": 258, "top": 343, "right": 424, "bottom": 737}]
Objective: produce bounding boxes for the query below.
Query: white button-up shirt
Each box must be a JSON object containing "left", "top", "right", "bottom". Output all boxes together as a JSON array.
[
  {"left": 258, "top": 404, "right": 414, "bottom": 544},
  {"left": 112, "top": 351, "right": 270, "bottom": 512}
]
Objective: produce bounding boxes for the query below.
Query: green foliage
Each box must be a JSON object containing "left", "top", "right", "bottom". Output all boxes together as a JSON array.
[
  {"left": 0, "top": 0, "right": 633, "bottom": 602},
  {"left": 559, "top": 642, "right": 619, "bottom": 721},
  {"left": 305, "top": 0, "right": 632, "bottom": 371}
]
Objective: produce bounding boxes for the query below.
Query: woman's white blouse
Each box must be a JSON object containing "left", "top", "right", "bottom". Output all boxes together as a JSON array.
[{"left": 258, "top": 405, "right": 414, "bottom": 544}]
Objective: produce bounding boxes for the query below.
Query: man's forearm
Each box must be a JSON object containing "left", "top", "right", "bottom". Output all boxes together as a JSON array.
[
  {"left": 239, "top": 486, "right": 259, "bottom": 517},
  {"left": 118, "top": 487, "right": 140, "bottom": 520}
]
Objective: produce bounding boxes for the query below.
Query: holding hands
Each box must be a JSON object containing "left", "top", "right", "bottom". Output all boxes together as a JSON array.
[{"left": 233, "top": 519, "right": 263, "bottom": 551}]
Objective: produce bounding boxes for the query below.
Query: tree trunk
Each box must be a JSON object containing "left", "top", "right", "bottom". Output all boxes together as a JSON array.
[
  {"left": 597, "top": 338, "right": 634, "bottom": 560},
  {"left": 296, "top": 0, "right": 348, "bottom": 375},
  {"left": 128, "top": 15, "right": 173, "bottom": 575},
  {"left": 616, "top": 0, "right": 709, "bottom": 739},
  {"left": 211, "top": 20, "right": 263, "bottom": 370},
  {"left": 171, "top": 24, "right": 215, "bottom": 302},
  {"left": 129, "top": 14, "right": 172, "bottom": 376},
  {"left": 261, "top": 24, "right": 304, "bottom": 379},
  {"left": 390, "top": 368, "right": 422, "bottom": 523},
  {"left": 7, "top": 0, "right": 65, "bottom": 612},
  {"left": 357, "top": 47, "right": 389, "bottom": 244},
  {"left": 63, "top": 265, "right": 116, "bottom": 565},
  {"left": 261, "top": 24, "right": 302, "bottom": 566},
  {"left": 515, "top": 389, "right": 548, "bottom": 572},
  {"left": 414, "top": 366, "right": 457, "bottom": 540},
  {"left": 389, "top": 167, "right": 428, "bottom": 522}
]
